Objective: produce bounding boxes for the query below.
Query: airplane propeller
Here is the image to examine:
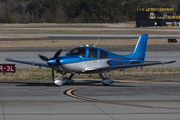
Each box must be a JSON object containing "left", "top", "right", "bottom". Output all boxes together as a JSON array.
[
  {"left": 39, "top": 49, "right": 62, "bottom": 61},
  {"left": 38, "top": 49, "right": 63, "bottom": 81},
  {"left": 52, "top": 49, "right": 62, "bottom": 60},
  {"left": 38, "top": 54, "right": 49, "bottom": 61}
]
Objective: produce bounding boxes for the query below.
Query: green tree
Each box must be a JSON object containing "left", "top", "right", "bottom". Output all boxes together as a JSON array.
[
  {"left": 16, "top": 4, "right": 24, "bottom": 14},
  {"left": 26, "top": 0, "right": 42, "bottom": 22}
]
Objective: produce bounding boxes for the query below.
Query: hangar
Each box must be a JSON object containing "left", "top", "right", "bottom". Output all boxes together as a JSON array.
[{"left": 136, "top": 8, "right": 180, "bottom": 27}]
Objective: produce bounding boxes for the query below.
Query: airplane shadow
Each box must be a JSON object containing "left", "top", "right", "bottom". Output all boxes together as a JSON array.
[
  {"left": 0, "top": 80, "right": 137, "bottom": 87},
  {"left": 0, "top": 81, "right": 55, "bottom": 87}
]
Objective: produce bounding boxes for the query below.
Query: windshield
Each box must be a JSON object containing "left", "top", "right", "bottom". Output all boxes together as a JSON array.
[{"left": 66, "top": 48, "right": 86, "bottom": 57}]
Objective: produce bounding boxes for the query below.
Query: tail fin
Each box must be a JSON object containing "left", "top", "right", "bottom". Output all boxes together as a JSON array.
[{"left": 128, "top": 34, "right": 148, "bottom": 59}]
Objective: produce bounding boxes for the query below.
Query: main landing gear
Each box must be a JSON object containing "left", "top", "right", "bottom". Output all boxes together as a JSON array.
[
  {"left": 54, "top": 74, "right": 74, "bottom": 86},
  {"left": 99, "top": 73, "right": 114, "bottom": 86},
  {"left": 53, "top": 72, "right": 114, "bottom": 86}
]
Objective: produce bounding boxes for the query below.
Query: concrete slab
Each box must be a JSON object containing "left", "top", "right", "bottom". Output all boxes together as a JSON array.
[
  {"left": 124, "top": 102, "right": 180, "bottom": 109},
  {"left": 94, "top": 102, "right": 180, "bottom": 114},
  {"left": 1, "top": 79, "right": 180, "bottom": 120},
  {"left": 3, "top": 102, "right": 102, "bottom": 114},
  {"left": 5, "top": 115, "right": 110, "bottom": 120},
  {"left": 0, "top": 103, "right": 4, "bottom": 115},
  {"left": 110, "top": 114, "right": 180, "bottom": 120},
  {"left": 0, "top": 115, "right": 4, "bottom": 120}
]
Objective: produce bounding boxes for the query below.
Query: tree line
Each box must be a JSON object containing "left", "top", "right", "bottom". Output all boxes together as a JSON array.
[{"left": 0, "top": 0, "right": 180, "bottom": 23}]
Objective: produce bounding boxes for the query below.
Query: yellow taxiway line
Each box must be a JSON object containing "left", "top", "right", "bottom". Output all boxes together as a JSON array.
[{"left": 65, "top": 85, "right": 180, "bottom": 110}]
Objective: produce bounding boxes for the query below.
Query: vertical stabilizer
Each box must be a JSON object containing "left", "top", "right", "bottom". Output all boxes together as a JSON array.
[{"left": 128, "top": 34, "right": 148, "bottom": 59}]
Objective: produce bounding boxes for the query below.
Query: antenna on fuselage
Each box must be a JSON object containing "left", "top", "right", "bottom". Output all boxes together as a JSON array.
[{"left": 94, "top": 38, "right": 100, "bottom": 47}]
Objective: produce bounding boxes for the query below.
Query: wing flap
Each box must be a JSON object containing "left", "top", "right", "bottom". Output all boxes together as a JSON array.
[
  {"left": 86, "top": 60, "right": 176, "bottom": 73},
  {"left": 5, "top": 58, "right": 50, "bottom": 68}
]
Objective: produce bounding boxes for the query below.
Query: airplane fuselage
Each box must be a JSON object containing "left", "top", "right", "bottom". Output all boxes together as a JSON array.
[{"left": 47, "top": 46, "right": 144, "bottom": 73}]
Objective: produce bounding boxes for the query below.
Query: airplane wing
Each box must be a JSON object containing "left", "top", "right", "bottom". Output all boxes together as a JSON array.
[
  {"left": 5, "top": 58, "right": 50, "bottom": 68},
  {"left": 86, "top": 60, "right": 176, "bottom": 73}
]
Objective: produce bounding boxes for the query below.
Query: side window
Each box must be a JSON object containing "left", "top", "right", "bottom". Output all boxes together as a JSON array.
[
  {"left": 100, "top": 50, "right": 108, "bottom": 58},
  {"left": 88, "top": 48, "right": 97, "bottom": 58}
]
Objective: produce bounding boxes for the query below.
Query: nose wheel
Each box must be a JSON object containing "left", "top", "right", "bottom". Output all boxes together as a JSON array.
[{"left": 54, "top": 74, "right": 75, "bottom": 86}]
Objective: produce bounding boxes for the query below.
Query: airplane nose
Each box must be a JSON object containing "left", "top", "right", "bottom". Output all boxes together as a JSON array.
[
  {"left": 47, "top": 60, "right": 56, "bottom": 65},
  {"left": 47, "top": 59, "right": 61, "bottom": 66}
]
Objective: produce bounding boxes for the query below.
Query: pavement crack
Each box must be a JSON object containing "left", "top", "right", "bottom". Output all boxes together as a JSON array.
[
  {"left": 93, "top": 102, "right": 114, "bottom": 120},
  {"left": 1, "top": 103, "right": 6, "bottom": 120}
]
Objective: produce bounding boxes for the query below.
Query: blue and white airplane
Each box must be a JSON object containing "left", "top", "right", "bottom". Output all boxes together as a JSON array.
[{"left": 6, "top": 34, "right": 175, "bottom": 86}]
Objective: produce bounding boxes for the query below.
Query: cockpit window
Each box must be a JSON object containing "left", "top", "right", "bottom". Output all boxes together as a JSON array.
[
  {"left": 88, "top": 48, "right": 97, "bottom": 58},
  {"left": 66, "top": 48, "right": 86, "bottom": 57},
  {"left": 100, "top": 50, "right": 108, "bottom": 58}
]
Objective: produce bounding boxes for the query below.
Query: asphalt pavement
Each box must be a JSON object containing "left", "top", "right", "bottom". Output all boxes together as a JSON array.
[{"left": 0, "top": 78, "right": 180, "bottom": 120}]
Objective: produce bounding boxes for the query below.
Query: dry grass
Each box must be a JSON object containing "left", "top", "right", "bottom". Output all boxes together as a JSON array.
[
  {"left": 109, "top": 67, "right": 180, "bottom": 78},
  {"left": 1, "top": 68, "right": 53, "bottom": 81},
  {"left": 0, "top": 23, "right": 180, "bottom": 34},
  {"left": 0, "top": 38, "right": 179, "bottom": 49},
  {"left": 1, "top": 28, "right": 180, "bottom": 34},
  {"left": 1, "top": 67, "right": 180, "bottom": 82}
]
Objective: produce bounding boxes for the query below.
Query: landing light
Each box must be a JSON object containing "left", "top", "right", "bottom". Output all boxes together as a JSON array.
[{"left": 86, "top": 44, "right": 89, "bottom": 47}]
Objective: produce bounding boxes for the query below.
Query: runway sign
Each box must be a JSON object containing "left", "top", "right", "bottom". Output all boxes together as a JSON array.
[{"left": 0, "top": 64, "right": 16, "bottom": 73}]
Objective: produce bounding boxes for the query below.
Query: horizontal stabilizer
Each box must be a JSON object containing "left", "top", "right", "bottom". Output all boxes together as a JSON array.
[{"left": 85, "top": 60, "right": 176, "bottom": 73}]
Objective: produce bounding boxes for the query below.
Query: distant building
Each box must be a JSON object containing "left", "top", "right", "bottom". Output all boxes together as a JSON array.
[{"left": 136, "top": 8, "right": 180, "bottom": 27}]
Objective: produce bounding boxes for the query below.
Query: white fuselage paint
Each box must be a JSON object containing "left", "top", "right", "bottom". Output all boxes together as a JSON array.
[{"left": 61, "top": 59, "right": 111, "bottom": 73}]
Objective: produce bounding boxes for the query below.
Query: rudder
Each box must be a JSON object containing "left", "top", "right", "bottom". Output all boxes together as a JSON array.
[{"left": 128, "top": 34, "right": 148, "bottom": 59}]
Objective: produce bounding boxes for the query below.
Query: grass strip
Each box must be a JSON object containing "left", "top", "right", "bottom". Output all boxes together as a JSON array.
[{"left": 1, "top": 67, "right": 180, "bottom": 82}]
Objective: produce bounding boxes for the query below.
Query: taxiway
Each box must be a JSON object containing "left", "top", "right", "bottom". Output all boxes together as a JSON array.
[{"left": 0, "top": 78, "right": 180, "bottom": 120}]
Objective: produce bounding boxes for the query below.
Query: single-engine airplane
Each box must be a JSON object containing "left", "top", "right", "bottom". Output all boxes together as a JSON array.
[{"left": 5, "top": 34, "right": 175, "bottom": 86}]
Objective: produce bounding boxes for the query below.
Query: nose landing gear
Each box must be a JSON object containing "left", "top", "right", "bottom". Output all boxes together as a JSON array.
[{"left": 54, "top": 74, "right": 75, "bottom": 86}]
